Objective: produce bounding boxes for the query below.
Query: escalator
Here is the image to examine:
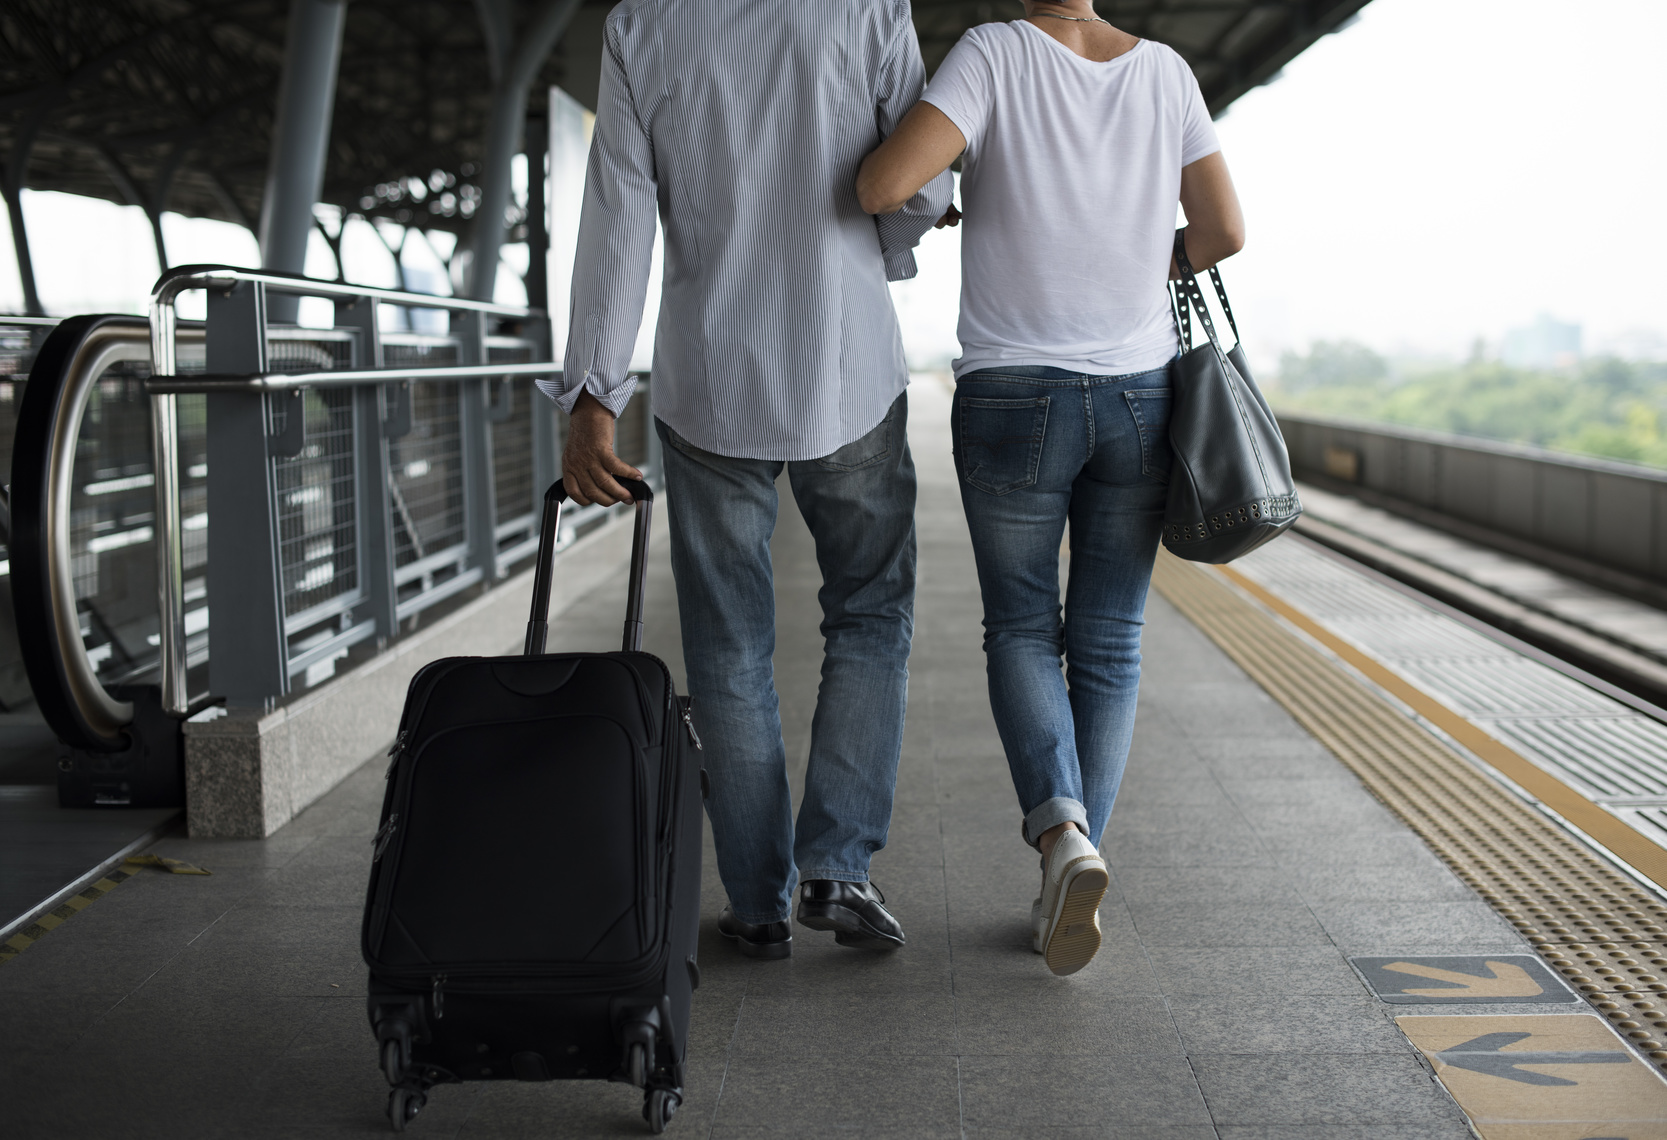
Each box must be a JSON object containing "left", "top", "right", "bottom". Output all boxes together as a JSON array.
[
  {"left": 1, "top": 315, "right": 185, "bottom": 940},
  {"left": 10, "top": 315, "right": 209, "bottom": 809}
]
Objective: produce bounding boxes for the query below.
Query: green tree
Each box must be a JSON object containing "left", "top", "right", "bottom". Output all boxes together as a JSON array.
[
  {"left": 1269, "top": 348, "right": 1667, "bottom": 470},
  {"left": 1276, "top": 340, "right": 1388, "bottom": 392}
]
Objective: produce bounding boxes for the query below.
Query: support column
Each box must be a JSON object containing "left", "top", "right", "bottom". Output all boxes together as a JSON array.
[
  {"left": 4, "top": 123, "right": 43, "bottom": 317},
  {"left": 524, "top": 113, "right": 549, "bottom": 313},
  {"left": 1, "top": 183, "right": 39, "bottom": 317},
  {"left": 258, "top": 0, "right": 347, "bottom": 323},
  {"left": 146, "top": 140, "right": 194, "bottom": 273},
  {"left": 466, "top": 0, "right": 582, "bottom": 302}
]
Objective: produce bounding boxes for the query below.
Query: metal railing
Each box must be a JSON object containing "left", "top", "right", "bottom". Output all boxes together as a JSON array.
[
  {"left": 141, "top": 265, "right": 658, "bottom": 716},
  {"left": 1279, "top": 411, "right": 1667, "bottom": 593},
  {"left": 9, "top": 283, "right": 658, "bottom": 759}
]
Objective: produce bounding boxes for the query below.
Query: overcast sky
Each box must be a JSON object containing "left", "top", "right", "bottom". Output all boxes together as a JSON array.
[
  {"left": 1208, "top": 0, "right": 1667, "bottom": 366},
  {"left": 899, "top": 0, "right": 1667, "bottom": 370},
  {"left": 4, "top": 0, "right": 1664, "bottom": 372}
]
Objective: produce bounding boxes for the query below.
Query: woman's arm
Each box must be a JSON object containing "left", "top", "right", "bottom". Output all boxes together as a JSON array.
[
  {"left": 857, "top": 102, "right": 968, "bottom": 215},
  {"left": 1174, "top": 151, "right": 1245, "bottom": 276}
]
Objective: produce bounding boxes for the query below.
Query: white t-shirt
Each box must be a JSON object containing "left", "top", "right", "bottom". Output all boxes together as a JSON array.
[{"left": 923, "top": 22, "right": 1220, "bottom": 377}]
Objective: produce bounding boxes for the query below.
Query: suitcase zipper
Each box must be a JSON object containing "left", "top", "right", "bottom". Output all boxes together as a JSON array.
[
  {"left": 680, "top": 705, "right": 702, "bottom": 750},
  {"left": 432, "top": 973, "right": 446, "bottom": 1020},
  {"left": 383, "top": 731, "right": 408, "bottom": 779},
  {"left": 371, "top": 813, "right": 399, "bottom": 861}
]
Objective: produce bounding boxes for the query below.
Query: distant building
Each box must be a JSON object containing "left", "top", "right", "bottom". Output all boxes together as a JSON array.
[{"left": 1502, "top": 314, "right": 1582, "bottom": 369}]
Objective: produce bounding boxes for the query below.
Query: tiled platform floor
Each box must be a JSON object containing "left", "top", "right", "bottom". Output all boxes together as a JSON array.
[
  {"left": 0, "top": 786, "right": 177, "bottom": 938},
  {"left": 0, "top": 378, "right": 1533, "bottom": 1138}
]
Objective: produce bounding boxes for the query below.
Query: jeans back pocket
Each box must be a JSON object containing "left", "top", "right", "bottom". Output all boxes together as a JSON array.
[
  {"left": 957, "top": 396, "right": 1050, "bottom": 496},
  {"left": 814, "top": 400, "right": 896, "bottom": 472},
  {"left": 1123, "top": 388, "right": 1173, "bottom": 483}
]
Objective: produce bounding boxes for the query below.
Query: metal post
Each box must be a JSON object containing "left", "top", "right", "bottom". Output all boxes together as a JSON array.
[
  {"left": 258, "top": 0, "right": 347, "bottom": 324},
  {"left": 337, "top": 297, "right": 399, "bottom": 640},
  {"left": 456, "top": 311, "right": 501, "bottom": 577},
  {"left": 204, "top": 282, "right": 289, "bottom": 706},
  {"left": 148, "top": 297, "right": 187, "bottom": 712},
  {"left": 530, "top": 319, "right": 560, "bottom": 512}
]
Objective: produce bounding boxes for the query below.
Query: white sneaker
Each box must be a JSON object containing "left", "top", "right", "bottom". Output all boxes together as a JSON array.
[{"left": 1032, "top": 829, "right": 1109, "bottom": 976}]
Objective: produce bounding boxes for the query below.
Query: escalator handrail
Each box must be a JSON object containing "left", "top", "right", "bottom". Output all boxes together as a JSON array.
[{"left": 10, "top": 315, "right": 203, "bottom": 752}]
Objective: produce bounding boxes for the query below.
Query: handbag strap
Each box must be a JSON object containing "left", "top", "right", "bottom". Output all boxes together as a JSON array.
[
  {"left": 1170, "top": 280, "right": 1191, "bottom": 351},
  {"left": 1207, "top": 265, "right": 1239, "bottom": 344},
  {"left": 1172, "top": 228, "right": 1232, "bottom": 364}
]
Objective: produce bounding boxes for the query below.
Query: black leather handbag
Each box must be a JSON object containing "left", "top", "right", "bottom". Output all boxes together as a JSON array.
[{"left": 1161, "top": 229, "right": 1301, "bottom": 563}]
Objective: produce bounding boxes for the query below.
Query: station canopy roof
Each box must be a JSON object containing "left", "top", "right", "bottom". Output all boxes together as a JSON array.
[{"left": 0, "top": 0, "right": 1369, "bottom": 237}]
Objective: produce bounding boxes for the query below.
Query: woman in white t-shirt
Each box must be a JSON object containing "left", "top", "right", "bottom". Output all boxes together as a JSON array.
[{"left": 857, "top": 0, "right": 1244, "bottom": 976}]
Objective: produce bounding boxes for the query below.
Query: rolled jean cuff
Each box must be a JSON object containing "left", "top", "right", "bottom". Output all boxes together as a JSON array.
[
  {"left": 795, "top": 869, "right": 869, "bottom": 885},
  {"left": 731, "top": 905, "right": 792, "bottom": 926},
  {"left": 1023, "top": 797, "right": 1090, "bottom": 849}
]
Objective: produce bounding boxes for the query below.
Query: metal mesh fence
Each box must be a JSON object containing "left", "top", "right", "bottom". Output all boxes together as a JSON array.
[
  {"left": 389, "top": 380, "right": 465, "bottom": 571},
  {"left": 267, "top": 337, "right": 360, "bottom": 622},
  {"left": 177, "top": 395, "right": 208, "bottom": 578},
  {"left": 491, "top": 379, "right": 536, "bottom": 529},
  {"left": 272, "top": 389, "right": 359, "bottom": 618},
  {"left": 616, "top": 377, "right": 650, "bottom": 469},
  {"left": 1, "top": 321, "right": 48, "bottom": 707},
  {"left": 267, "top": 334, "right": 352, "bottom": 374},
  {"left": 487, "top": 341, "right": 537, "bottom": 531},
  {"left": 0, "top": 322, "right": 39, "bottom": 492}
]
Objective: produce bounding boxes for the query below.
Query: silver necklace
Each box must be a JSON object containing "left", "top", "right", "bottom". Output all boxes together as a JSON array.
[{"left": 1031, "top": 11, "right": 1110, "bottom": 25}]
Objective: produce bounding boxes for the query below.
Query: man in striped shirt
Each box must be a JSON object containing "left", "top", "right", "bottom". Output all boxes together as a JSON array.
[{"left": 544, "top": 0, "right": 951, "bottom": 959}]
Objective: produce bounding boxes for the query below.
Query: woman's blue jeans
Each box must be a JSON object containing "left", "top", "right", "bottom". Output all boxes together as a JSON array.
[{"left": 951, "top": 365, "right": 1172, "bottom": 849}]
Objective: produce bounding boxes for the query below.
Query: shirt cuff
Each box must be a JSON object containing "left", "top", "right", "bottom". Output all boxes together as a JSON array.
[
  {"left": 884, "top": 248, "right": 919, "bottom": 282},
  {"left": 537, "top": 372, "right": 639, "bottom": 418}
]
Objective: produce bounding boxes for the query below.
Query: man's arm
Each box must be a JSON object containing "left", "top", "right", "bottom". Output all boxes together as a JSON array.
[
  {"left": 556, "top": 19, "right": 656, "bottom": 506},
  {"left": 870, "top": 10, "right": 954, "bottom": 279}
]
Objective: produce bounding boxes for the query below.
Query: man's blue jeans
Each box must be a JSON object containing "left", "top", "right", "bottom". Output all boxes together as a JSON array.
[
  {"left": 656, "top": 395, "right": 916, "bottom": 925},
  {"left": 951, "top": 366, "right": 1172, "bottom": 849}
]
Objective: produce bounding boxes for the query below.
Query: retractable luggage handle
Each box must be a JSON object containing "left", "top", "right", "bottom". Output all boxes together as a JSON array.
[{"left": 523, "top": 479, "right": 655, "bottom": 656}]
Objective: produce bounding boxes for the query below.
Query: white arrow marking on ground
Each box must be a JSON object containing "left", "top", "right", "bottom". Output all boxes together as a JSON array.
[{"left": 1382, "top": 960, "right": 1544, "bottom": 998}]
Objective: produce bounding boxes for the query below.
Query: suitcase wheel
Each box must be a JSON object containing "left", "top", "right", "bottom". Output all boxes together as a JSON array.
[
  {"left": 643, "top": 1088, "right": 681, "bottom": 1134},
  {"left": 380, "top": 1038, "right": 407, "bottom": 1086},
  {"left": 386, "top": 1086, "right": 426, "bottom": 1133},
  {"left": 626, "top": 1041, "right": 649, "bottom": 1089}
]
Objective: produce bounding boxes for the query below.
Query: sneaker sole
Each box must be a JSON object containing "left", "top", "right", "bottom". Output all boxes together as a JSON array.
[
  {"left": 796, "top": 903, "right": 905, "bottom": 951},
  {"left": 1041, "top": 857, "right": 1108, "bottom": 977}
]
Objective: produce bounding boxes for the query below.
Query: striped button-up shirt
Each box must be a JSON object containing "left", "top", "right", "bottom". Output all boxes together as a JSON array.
[{"left": 540, "top": 0, "right": 953, "bottom": 461}]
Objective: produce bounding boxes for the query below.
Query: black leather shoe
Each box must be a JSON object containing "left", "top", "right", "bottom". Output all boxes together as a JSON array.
[
  {"left": 796, "top": 880, "right": 905, "bottom": 950},
  {"left": 718, "top": 905, "right": 791, "bottom": 960}
]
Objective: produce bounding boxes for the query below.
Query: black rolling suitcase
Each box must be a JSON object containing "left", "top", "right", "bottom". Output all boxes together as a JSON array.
[{"left": 361, "top": 479, "right": 704, "bottom": 1134}]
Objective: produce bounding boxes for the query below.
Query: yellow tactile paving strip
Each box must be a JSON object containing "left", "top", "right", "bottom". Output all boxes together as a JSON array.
[
  {"left": 1151, "top": 552, "right": 1667, "bottom": 1072},
  {"left": 0, "top": 869, "right": 132, "bottom": 966},
  {"left": 0, "top": 855, "right": 203, "bottom": 966}
]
